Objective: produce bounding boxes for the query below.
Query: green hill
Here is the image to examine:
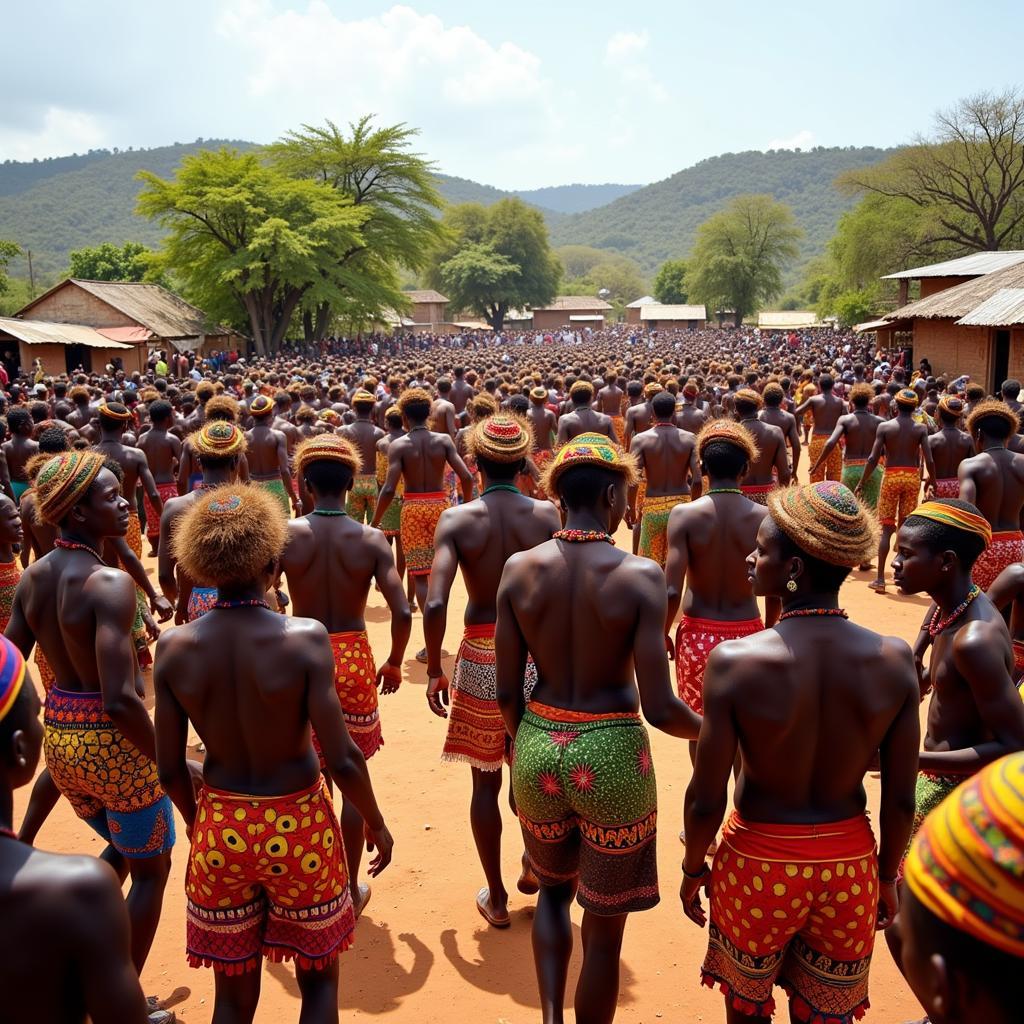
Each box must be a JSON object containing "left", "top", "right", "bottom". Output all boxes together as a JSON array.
[
  {"left": 550, "top": 146, "right": 893, "bottom": 277},
  {"left": 514, "top": 183, "right": 642, "bottom": 214}
]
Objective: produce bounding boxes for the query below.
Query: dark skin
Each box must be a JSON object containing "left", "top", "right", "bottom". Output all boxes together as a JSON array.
[
  {"left": 986, "top": 562, "right": 1024, "bottom": 681},
  {"left": 0, "top": 492, "right": 22, "bottom": 566},
  {"left": 245, "top": 417, "right": 299, "bottom": 514},
  {"left": 674, "top": 398, "right": 708, "bottom": 436},
  {"left": 94, "top": 420, "right": 163, "bottom": 520},
  {"left": 958, "top": 429, "right": 1024, "bottom": 531},
  {"left": 0, "top": 447, "right": 13, "bottom": 503},
  {"left": 735, "top": 412, "right": 789, "bottom": 488},
  {"left": 528, "top": 400, "right": 557, "bottom": 455},
  {"left": 339, "top": 406, "right": 385, "bottom": 476},
  {"left": 759, "top": 401, "right": 801, "bottom": 475},
  {"left": 681, "top": 519, "right": 920, "bottom": 1024},
  {"left": 926, "top": 416, "right": 973, "bottom": 490},
  {"left": 5, "top": 469, "right": 192, "bottom": 975},
  {"left": 278, "top": 471, "right": 410, "bottom": 912},
  {"left": 556, "top": 399, "right": 615, "bottom": 443},
  {"left": 623, "top": 399, "right": 653, "bottom": 448},
  {"left": 495, "top": 475, "right": 700, "bottom": 1024},
  {"left": 155, "top": 564, "right": 393, "bottom": 1024},
  {"left": 137, "top": 414, "right": 181, "bottom": 538},
  {"left": 3, "top": 422, "right": 38, "bottom": 485},
  {"left": 451, "top": 374, "right": 474, "bottom": 422},
  {"left": 595, "top": 380, "right": 624, "bottom": 416},
  {"left": 626, "top": 418, "right": 700, "bottom": 527},
  {"left": 376, "top": 423, "right": 412, "bottom": 603},
  {"left": 808, "top": 402, "right": 882, "bottom": 474},
  {"left": 0, "top": 683, "right": 148, "bottom": 1024},
  {"left": 20, "top": 485, "right": 57, "bottom": 568},
  {"left": 794, "top": 385, "right": 845, "bottom": 438},
  {"left": 430, "top": 393, "right": 458, "bottom": 439},
  {"left": 423, "top": 462, "right": 560, "bottom": 925}
]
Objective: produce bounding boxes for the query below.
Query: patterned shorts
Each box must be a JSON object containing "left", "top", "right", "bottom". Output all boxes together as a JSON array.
[
  {"left": 639, "top": 493, "right": 689, "bottom": 567},
  {"left": 933, "top": 477, "right": 960, "bottom": 499},
  {"left": 612, "top": 416, "right": 626, "bottom": 447},
  {"left": 44, "top": 688, "right": 175, "bottom": 857},
  {"left": 188, "top": 587, "right": 218, "bottom": 622},
  {"left": 897, "top": 770, "right": 967, "bottom": 882},
  {"left": 704, "top": 811, "right": 878, "bottom": 1024},
  {"left": 741, "top": 483, "right": 777, "bottom": 507},
  {"left": 253, "top": 476, "right": 291, "bottom": 519},
  {"left": 313, "top": 631, "right": 382, "bottom": 762},
  {"left": 972, "top": 530, "right": 1024, "bottom": 592},
  {"left": 186, "top": 778, "right": 353, "bottom": 974},
  {"left": 841, "top": 461, "right": 881, "bottom": 510},
  {"left": 512, "top": 702, "right": 659, "bottom": 916},
  {"left": 401, "top": 492, "right": 450, "bottom": 576},
  {"left": 809, "top": 436, "right": 842, "bottom": 483},
  {"left": 346, "top": 475, "right": 379, "bottom": 524},
  {"left": 877, "top": 467, "right": 920, "bottom": 527},
  {"left": 144, "top": 481, "right": 179, "bottom": 541},
  {"left": 675, "top": 616, "right": 764, "bottom": 715},
  {"left": 443, "top": 623, "right": 537, "bottom": 771}
]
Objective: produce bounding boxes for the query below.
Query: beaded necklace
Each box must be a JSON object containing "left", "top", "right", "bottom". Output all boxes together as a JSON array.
[
  {"left": 213, "top": 598, "right": 271, "bottom": 611},
  {"left": 482, "top": 484, "right": 520, "bottom": 496},
  {"left": 779, "top": 608, "right": 849, "bottom": 621},
  {"left": 707, "top": 487, "right": 742, "bottom": 495},
  {"left": 408, "top": 425, "right": 429, "bottom": 434},
  {"left": 311, "top": 508, "right": 347, "bottom": 516},
  {"left": 928, "top": 585, "right": 981, "bottom": 638},
  {"left": 553, "top": 529, "right": 615, "bottom": 545},
  {"left": 55, "top": 538, "right": 104, "bottom": 563}
]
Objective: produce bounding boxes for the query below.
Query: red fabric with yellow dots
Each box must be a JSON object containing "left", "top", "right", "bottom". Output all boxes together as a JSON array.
[
  {"left": 185, "top": 778, "right": 354, "bottom": 974},
  {"left": 702, "top": 811, "right": 878, "bottom": 1024}
]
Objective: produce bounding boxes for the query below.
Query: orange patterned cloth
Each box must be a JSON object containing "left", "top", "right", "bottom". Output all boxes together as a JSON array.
[
  {"left": 809, "top": 436, "right": 842, "bottom": 483},
  {"left": 741, "top": 483, "right": 777, "bottom": 507},
  {"left": 34, "top": 647, "right": 55, "bottom": 695},
  {"left": 144, "top": 481, "right": 179, "bottom": 542},
  {"left": 0, "top": 559, "right": 20, "bottom": 633},
  {"left": 703, "top": 811, "right": 878, "bottom": 1023},
  {"left": 186, "top": 778, "right": 353, "bottom": 975},
  {"left": 400, "top": 491, "right": 449, "bottom": 577},
  {"left": 675, "top": 616, "right": 763, "bottom": 715},
  {"left": 876, "top": 467, "right": 920, "bottom": 527},
  {"left": 612, "top": 415, "right": 626, "bottom": 446},
  {"left": 972, "top": 530, "right": 1024, "bottom": 592},
  {"left": 312, "top": 631, "right": 382, "bottom": 763}
]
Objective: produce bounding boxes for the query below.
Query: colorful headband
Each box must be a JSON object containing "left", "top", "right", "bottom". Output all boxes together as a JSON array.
[
  {"left": 905, "top": 752, "right": 1024, "bottom": 957},
  {"left": 768, "top": 482, "right": 878, "bottom": 568},
  {"left": 544, "top": 432, "right": 638, "bottom": 492},
  {"left": 467, "top": 414, "right": 531, "bottom": 463},
  {"left": 249, "top": 395, "right": 274, "bottom": 417},
  {"left": 191, "top": 421, "right": 246, "bottom": 459},
  {"left": 895, "top": 388, "right": 919, "bottom": 408},
  {"left": 294, "top": 435, "right": 360, "bottom": 478},
  {"left": 907, "top": 500, "right": 992, "bottom": 549},
  {"left": 98, "top": 402, "right": 133, "bottom": 422},
  {"left": 530, "top": 386, "right": 548, "bottom": 401},
  {"left": 0, "top": 635, "right": 26, "bottom": 725},
  {"left": 35, "top": 451, "right": 106, "bottom": 526}
]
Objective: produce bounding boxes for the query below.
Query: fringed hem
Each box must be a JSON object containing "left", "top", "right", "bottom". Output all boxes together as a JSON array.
[
  {"left": 188, "top": 934, "right": 354, "bottom": 975},
  {"left": 354, "top": 734, "right": 383, "bottom": 761},
  {"left": 441, "top": 751, "right": 503, "bottom": 772},
  {"left": 779, "top": 981, "right": 870, "bottom": 1024},
  {"left": 701, "top": 972, "right": 776, "bottom": 1018},
  {"left": 188, "top": 953, "right": 261, "bottom": 976}
]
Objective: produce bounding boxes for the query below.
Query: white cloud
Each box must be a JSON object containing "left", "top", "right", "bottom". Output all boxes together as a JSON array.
[
  {"left": 765, "top": 129, "right": 816, "bottom": 151},
  {"left": 606, "top": 30, "right": 650, "bottom": 63},
  {"left": 601, "top": 29, "right": 668, "bottom": 148},
  {"left": 0, "top": 106, "right": 108, "bottom": 160}
]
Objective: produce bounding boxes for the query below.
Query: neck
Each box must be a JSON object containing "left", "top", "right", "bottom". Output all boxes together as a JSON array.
[
  {"left": 59, "top": 526, "right": 105, "bottom": 553},
  {"left": 930, "top": 574, "right": 974, "bottom": 615},
  {"left": 0, "top": 544, "right": 13, "bottom": 563},
  {"left": 707, "top": 476, "right": 742, "bottom": 491},
  {"left": 214, "top": 580, "right": 267, "bottom": 603},
  {"left": 310, "top": 492, "right": 345, "bottom": 512},
  {"left": 201, "top": 467, "right": 234, "bottom": 486},
  {"left": 563, "top": 508, "right": 610, "bottom": 535},
  {"left": 781, "top": 591, "right": 841, "bottom": 615}
]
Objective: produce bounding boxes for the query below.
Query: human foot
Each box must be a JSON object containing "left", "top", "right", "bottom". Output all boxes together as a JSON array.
[
  {"left": 476, "top": 887, "right": 510, "bottom": 928},
  {"left": 517, "top": 853, "right": 539, "bottom": 895},
  {"left": 353, "top": 882, "right": 372, "bottom": 920}
]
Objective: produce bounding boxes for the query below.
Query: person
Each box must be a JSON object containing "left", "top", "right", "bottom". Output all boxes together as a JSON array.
[
  {"left": 423, "top": 415, "right": 560, "bottom": 927},
  {"left": 987, "top": 560, "right": 1024, "bottom": 682},
  {"left": 1001, "top": 377, "right": 1024, "bottom": 429},
  {"left": 0, "top": 493, "right": 21, "bottom": 632},
  {"left": 732, "top": 388, "right": 789, "bottom": 505},
  {"left": 855, "top": 387, "right": 935, "bottom": 592},
  {"left": 675, "top": 381, "right": 709, "bottom": 436},
  {"left": 794, "top": 374, "right": 845, "bottom": 482},
  {"left": 958, "top": 400, "right": 1024, "bottom": 591},
  {"left": 556, "top": 380, "right": 615, "bottom": 443},
  {"left": 154, "top": 484, "right": 393, "bottom": 1021},
  {"left": 495, "top": 432, "right": 701, "bottom": 1024},
  {"left": 627, "top": 391, "right": 699, "bottom": 566},
  {"left": 527, "top": 386, "right": 557, "bottom": 476},
  {"left": 430, "top": 378, "right": 458, "bottom": 439},
  {"left": 339, "top": 389, "right": 384, "bottom": 523},
  {"left": 596, "top": 370, "right": 626, "bottom": 444},
  {"left": 682, "top": 481, "right": 920, "bottom": 1024},
  {"left": 244, "top": 394, "right": 298, "bottom": 519},
  {"left": 927, "top": 394, "right": 972, "bottom": 499},
  {"left": 898, "top": 752, "right": 1024, "bottom": 1024},
  {"left": 375, "top": 405, "right": 410, "bottom": 601},
  {"left": 137, "top": 400, "right": 182, "bottom": 556},
  {"left": 372, "top": 388, "right": 473, "bottom": 649},
  {"left": 3, "top": 407, "right": 38, "bottom": 504},
  {"left": 5, "top": 451, "right": 188, "bottom": 1022},
  {"left": 758, "top": 382, "right": 800, "bottom": 479},
  {"left": 278, "top": 435, "right": 410, "bottom": 916}
]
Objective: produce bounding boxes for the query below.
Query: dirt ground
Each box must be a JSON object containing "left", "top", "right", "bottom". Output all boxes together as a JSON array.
[{"left": 15, "top": 503, "right": 929, "bottom": 1023}]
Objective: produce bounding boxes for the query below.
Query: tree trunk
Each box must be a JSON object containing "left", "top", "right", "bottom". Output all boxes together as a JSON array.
[
  {"left": 314, "top": 301, "right": 331, "bottom": 342},
  {"left": 302, "top": 310, "right": 315, "bottom": 344},
  {"left": 242, "top": 294, "right": 269, "bottom": 357}
]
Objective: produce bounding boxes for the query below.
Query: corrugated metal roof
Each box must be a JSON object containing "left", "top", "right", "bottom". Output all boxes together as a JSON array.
[
  {"left": 568, "top": 314, "right": 606, "bottom": 322},
  {"left": 533, "top": 295, "right": 613, "bottom": 311},
  {"left": 640, "top": 303, "right": 707, "bottom": 320},
  {"left": 882, "top": 251, "right": 1024, "bottom": 280},
  {"left": 758, "top": 310, "right": 823, "bottom": 329},
  {"left": 956, "top": 288, "right": 1024, "bottom": 327},
  {"left": 854, "top": 318, "right": 897, "bottom": 333},
  {"left": 888, "top": 262, "right": 1024, "bottom": 320},
  {"left": 0, "top": 317, "right": 131, "bottom": 349},
  {"left": 626, "top": 295, "right": 655, "bottom": 308}
]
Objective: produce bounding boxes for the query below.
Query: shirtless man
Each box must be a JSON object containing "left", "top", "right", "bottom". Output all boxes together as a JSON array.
[
  {"left": 374, "top": 377, "right": 402, "bottom": 428},
  {"left": 66, "top": 386, "right": 95, "bottom": 437},
  {"left": 372, "top": 388, "right": 473, "bottom": 650},
  {"left": 958, "top": 400, "right": 1024, "bottom": 590},
  {"left": 339, "top": 390, "right": 384, "bottom": 524},
  {"left": 733, "top": 388, "right": 789, "bottom": 505},
  {"left": 279, "top": 435, "right": 410, "bottom": 915},
  {"left": 759, "top": 381, "right": 801, "bottom": 479},
  {"left": 154, "top": 484, "right": 393, "bottom": 1022},
  {"left": 682, "top": 481, "right": 920, "bottom": 1024},
  {"left": 527, "top": 386, "right": 557, "bottom": 477},
  {"left": 495, "top": 433, "right": 701, "bottom": 1024},
  {"left": 926, "top": 394, "right": 973, "bottom": 499},
  {"left": 628, "top": 391, "right": 700, "bottom": 566},
  {"left": 674, "top": 381, "right": 708, "bottom": 436},
  {"left": 430, "top": 378, "right": 458, "bottom": 439},
  {"left": 6, "top": 451, "right": 188, "bottom": 1023},
  {"left": 556, "top": 380, "right": 615, "bottom": 444},
  {"left": 596, "top": 370, "right": 626, "bottom": 445},
  {"left": 4, "top": 408, "right": 38, "bottom": 504},
  {"left": 855, "top": 388, "right": 936, "bottom": 592},
  {"left": 623, "top": 381, "right": 656, "bottom": 449},
  {"left": 245, "top": 394, "right": 298, "bottom": 519},
  {"left": 451, "top": 366, "right": 474, "bottom": 426},
  {"left": 137, "top": 401, "right": 181, "bottom": 556},
  {"left": 271, "top": 390, "right": 301, "bottom": 456},
  {"left": 795, "top": 374, "right": 845, "bottom": 482},
  {"left": 423, "top": 415, "right": 559, "bottom": 926},
  {"left": 0, "top": 636, "right": 149, "bottom": 1024}
]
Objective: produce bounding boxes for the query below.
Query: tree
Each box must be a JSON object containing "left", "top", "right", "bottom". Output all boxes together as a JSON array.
[
  {"left": 557, "top": 248, "right": 647, "bottom": 305},
  {"left": 839, "top": 89, "right": 1024, "bottom": 251},
  {"left": 653, "top": 258, "right": 688, "bottom": 303},
  {"left": 687, "top": 195, "right": 802, "bottom": 325},
  {"left": 267, "top": 117, "right": 444, "bottom": 341},
  {"left": 831, "top": 291, "right": 876, "bottom": 329},
  {"left": 0, "top": 240, "right": 20, "bottom": 297},
  {"left": 428, "top": 198, "right": 560, "bottom": 331},
  {"left": 67, "top": 241, "right": 155, "bottom": 282},
  {"left": 137, "top": 148, "right": 369, "bottom": 356}
]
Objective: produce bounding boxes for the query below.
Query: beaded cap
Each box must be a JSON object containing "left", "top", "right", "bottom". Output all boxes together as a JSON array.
[
  {"left": 543, "top": 432, "right": 639, "bottom": 493},
  {"left": 294, "top": 435, "right": 360, "bottom": 478},
  {"left": 467, "top": 414, "right": 531, "bottom": 463},
  {"left": 35, "top": 451, "right": 105, "bottom": 526},
  {"left": 768, "top": 481, "right": 878, "bottom": 567},
  {"left": 191, "top": 421, "right": 246, "bottom": 459}
]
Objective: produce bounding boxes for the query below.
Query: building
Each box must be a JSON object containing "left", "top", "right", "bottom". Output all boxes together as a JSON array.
[
  {"left": 624, "top": 295, "right": 655, "bottom": 325},
  {"left": 882, "top": 251, "right": 1024, "bottom": 305},
  {"left": 757, "top": 310, "right": 827, "bottom": 331},
  {"left": 402, "top": 289, "right": 449, "bottom": 330},
  {"left": 639, "top": 303, "right": 707, "bottom": 330},
  {"left": 531, "top": 296, "right": 613, "bottom": 330},
  {"left": 3, "top": 278, "right": 239, "bottom": 377}
]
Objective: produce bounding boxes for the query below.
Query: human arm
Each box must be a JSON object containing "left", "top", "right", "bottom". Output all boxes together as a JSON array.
[
  {"left": 444, "top": 437, "right": 474, "bottom": 503},
  {"left": 373, "top": 534, "right": 411, "bottom": 695},
  {"left": 4, "top": 585, "right": 35, "bottom": 657},
  {"left": 854, "top": 430, "right": 885, "bottom": 496},
  {"left": 370, "top": 444, "right": 403, "bottom": 528},
  {"left": 277, "top": 434, "right": 299, "bottom": 510},
  {"left": 0, "top": 450, "right": 13, "bottom": 503},
  {"left": 556, "top": 416, "right": 570, "bottom": 445},
  {"left": 495, "top": 559, "right": 529, "bottom": 739},
  {"left": 156, "top": 502, "right": 179, "bottom": 606},
  {"left": 919, "top": 429, "right": 937, "bottom": 489},
  {"left": 663, "top": 508, "right": 689, "bottom": 647},
  {"left": 176, "top": 443, "right": 191, "bottom": 495},
  {"left": 19, "top": 506, "right": 34, "bottom": 569},
  {"left": 808, "top": 420, "right": 844, "bottom": 477},
  {"left": 136, "top": 454, "right": 162, "bottom": 512},
  {"left": 688, "top": 444, "right": 702, "bottom": 499},
  {"left": 787, "top": 419, "right": 801, "bottom": 475},
  {"left": 423, "top": 513, "right": 459, "bottom": 714},
  {"left": 445, "top": 404, "right": 457, "bottom": 439},
  {"left": 957, "top": 460, "right": 977, "bottom": 505},
  {"left": 773, "top": 429, "right": 791, "bottom": 486},
  {"left": 154, "top": 631, "right": 198, "bottom": 828},
  {"left": 108, "top": 537, "right": 172, "bottom": 621}
]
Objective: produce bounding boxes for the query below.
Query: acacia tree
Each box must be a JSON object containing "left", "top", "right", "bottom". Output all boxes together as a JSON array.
[
  {"left": 687, "top": 195, "right": 802, "bottom": 325},
  {"left": 840, "top": 89, "right": 1024, "bottom": 251},
  {"left": 137, "top": 148, "right": 368, "bottom": 355},
  {"left": 268, "top": 117, "right": 444, "bottom": 341},
  {"left": 653, "top": 258, "right": 688, "bottom": 303}
]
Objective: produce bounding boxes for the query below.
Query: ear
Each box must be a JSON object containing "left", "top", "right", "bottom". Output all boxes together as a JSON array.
[
  {"left": 938, "top": 549, "right": 959, "bottom": 574},
  {"left": 788, "top": 554, "right": 805, "bottom": 581}
]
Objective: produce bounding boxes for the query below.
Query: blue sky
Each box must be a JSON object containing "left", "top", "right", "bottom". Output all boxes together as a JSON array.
[{"left": 2, "top": 0, "right": 1021, "bottom": 189}]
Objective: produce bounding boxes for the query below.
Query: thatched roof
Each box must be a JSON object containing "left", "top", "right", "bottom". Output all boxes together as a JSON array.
[
  {"left": 404, "top": 289, "right": 449, "bottom": 304},
  {"left": 888, "top": 262, "right": 1024, "bottom": 320}
]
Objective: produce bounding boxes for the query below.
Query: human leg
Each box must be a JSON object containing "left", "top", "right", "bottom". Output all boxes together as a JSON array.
[
  {"left": 574, "top": 910, "right": 628, "bottom": 1024},
  {"left": 871, "top": 525, "right": 895, "bottom": 591},
  {"left": 533, "top": 881, "right": 575, "bottom": 1024},
  {"left": 17, "top": 766, "right": 61, "bottom": 844},
  {"left": 339, "top": 797, "right": 369, "bottom": 917},
  {"left": 296, "top": 959, "right": 340, "bottom": 1024},
  {"left": 470, "top": 766, "right": 508, "bottom": 924},
  {"left": 211, "top": 967, "right": 262, "bottom": 1024},
  {"left": 125, "top": 851, "right": 172, "bottom": 971}
]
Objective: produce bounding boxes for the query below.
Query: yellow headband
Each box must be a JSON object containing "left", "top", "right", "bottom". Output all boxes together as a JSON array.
[{"left": 907, "top": 500, "right": 992, "bottom": 549}]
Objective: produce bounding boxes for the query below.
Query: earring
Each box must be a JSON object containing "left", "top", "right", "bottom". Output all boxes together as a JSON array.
[
  {"left": 16, "top": 756, "right": 26, "bottom": 767},
  {"left": 786, "top": 579, "right": 798, "bottom": 592}
]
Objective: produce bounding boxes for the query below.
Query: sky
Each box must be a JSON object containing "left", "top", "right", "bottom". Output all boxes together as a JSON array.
[{"left": 2, "top": 0, "right": 1022, "bottom": 190}]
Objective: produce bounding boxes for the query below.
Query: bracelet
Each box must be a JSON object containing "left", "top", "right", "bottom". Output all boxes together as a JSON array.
[
  {"left": 879, "top": 874, "right": 898, "bottom": 885},
  {"left": 682, "top": 863, "right": 710, "bottom": 880}
]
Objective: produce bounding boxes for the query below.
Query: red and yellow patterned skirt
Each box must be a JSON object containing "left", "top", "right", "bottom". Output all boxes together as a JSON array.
[
  {"left": 972, "top": 530, "right": 1024, "bottom": 592},
  {"left": 400, "top": 491, "right": 449, "bottom": 577},
  {"left": 675, "top": 615, "right": 763, "bottom": 715}
]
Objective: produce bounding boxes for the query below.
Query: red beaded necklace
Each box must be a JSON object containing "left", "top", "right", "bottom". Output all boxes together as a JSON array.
[
  {"left": 553, "top": 529, "right": 615, "bottom": 545},
  {"left": 55, "top": 538, "right": 104, "bottom": 562},
  {"left": 779, "top": 608, "right": 849, "bottom": 621},
  {"left": 928, "top": 585, "right": 981, "bottom": 638},
  {"left": 213, "top": 598, "right": 271, "bottom": 611}
]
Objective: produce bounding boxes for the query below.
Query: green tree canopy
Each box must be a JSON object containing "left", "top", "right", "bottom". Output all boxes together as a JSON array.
[
  {"left": 687, "top": 195, "right": 802, "bottom": 325},
  {"left": 653, "top": 258, "right": 688, "bottom": 303},
  {"left": 67, "top": 241, "right": 154, "bottom": 282},
  {"left": 137, "top": 148, "right": 369, "bottom": 355},
  {"left": 428, "top": 198, "right": 560, "bottom": 330},
  {"left": 557, "top": 246, "right": 647, "bottom": 305},
  {"left": 0, "top": 240, "right": 20, "bottom": 297}
]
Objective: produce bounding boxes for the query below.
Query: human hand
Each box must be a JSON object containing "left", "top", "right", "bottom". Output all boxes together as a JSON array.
[
  {"left": 186, "top": 759, "right": 205, "bottom": 796},
  {"left": 426, "top": 673, "right": 450, "bottom": 718},
  {"left": 143, "top": 608, "right": 161, "bottom": 643},
  {"left": 680, "top": 865, "right": 710, "bottom": 927},
  {"left": 876, "top": 877, "right": 899, "bottom": 930},
  {"left": 364, "top": 821, "right": 394, "bottom": 876},
  {"left": 376, "top": 661, "right": 402, "bottom": 695},
  {"left": 151, "top": 594, "right": 174, "bottom": 622}
]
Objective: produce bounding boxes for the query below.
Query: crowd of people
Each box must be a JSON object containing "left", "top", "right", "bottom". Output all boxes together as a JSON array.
[{"left": 0, "top": 323, "right": 1021, "bottom": 1024}]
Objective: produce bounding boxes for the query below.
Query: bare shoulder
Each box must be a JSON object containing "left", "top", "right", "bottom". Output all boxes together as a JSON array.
[
  {"left": 20, "top": 847, "right": 120, "bottom": 907},
  {"left": 530, "top": 497, "right": 562, "bottom": 527},
  {"left": 617, "top": 551, "right": 665, "bottom": 588},
  {"left": 706, "top": 627, "right": 786, "bottom": 681},
  {"left": 84, "top": 564, "right": 135, "bottom": 603},
  {"left": 360, "top": 522, "right": 393, "bottom": 553},
  {"left": 501, "top": 544, "right": 548, "bottom": 584}
]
